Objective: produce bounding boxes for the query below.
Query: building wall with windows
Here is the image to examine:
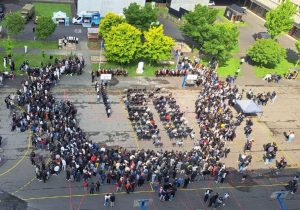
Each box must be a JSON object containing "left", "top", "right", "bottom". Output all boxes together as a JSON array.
[
  {"left": 170, "top": 0, "right": 210, "bottom": 12},
  {"left": 76, "top": 0, "right": 146, "bottom": 16},
  {"left": 243, "top": 0, "right": 300, "bottom": 38}
]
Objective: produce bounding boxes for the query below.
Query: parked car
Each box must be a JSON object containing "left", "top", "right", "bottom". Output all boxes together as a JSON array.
[
  {"left": 208, "top": 1, "right": 215, "bottom": 6},
  {"left": 0, "top": 4, "right": 5, "bottom": 20},
  {"left": 254, "top": 32, "right": 271, "bottom": 40}
]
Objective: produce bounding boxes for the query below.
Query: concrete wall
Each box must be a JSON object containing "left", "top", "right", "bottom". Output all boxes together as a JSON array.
[
  {"left": 77, "top": 0, "right": 145, "bottom": 16},
  {"left": 170, "top": 0, "right": 209, "bottom": 12}
]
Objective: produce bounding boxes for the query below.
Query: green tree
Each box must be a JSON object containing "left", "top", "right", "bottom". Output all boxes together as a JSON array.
[
  {"left": 3, "top": 39, "right": 14, "bottom": 55},
  {"left": 142, "top": 25, "right": 175, "bottom": 63},
  {"left": 2, "top": 12, "right": 25, "bottom": 37},
  {"left": 35, "top": 16, "right": 57, "bottom": 40},
  {"left": 98, "top": 13, "right": 125, "bottom": 38},
  {"left": 105, "top": 23, "right": 142, "bottom": 64},
  {"left": 295, "top": 40, "right": 300, "bottom": 66},
  {"left": 181, "top": 4, "right": 218, "bottom": 46},
  {"left": 247, "top": 39, "right": 286, "bottom": 67},
  {"left": 123, "top": 3, "right": 158, "bottom": 31},
  {"left": 202, "top": 23, "right": 239, "bottom": 62},
  {"left": 265, "top": 0, "right": 297, "bottom": 39}
]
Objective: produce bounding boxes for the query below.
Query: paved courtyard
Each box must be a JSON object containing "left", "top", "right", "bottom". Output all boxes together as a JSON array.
[
  {"left": 0, "top": 70, "right": 300, "bottom": 210},
  {"left": 0, "top": 3, "right": 299, "bottom": 210}
]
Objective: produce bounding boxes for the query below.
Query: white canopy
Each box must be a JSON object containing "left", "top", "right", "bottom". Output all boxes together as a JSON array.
[{"left": 52, "top": 11, "right": 67, "bottom": 20}]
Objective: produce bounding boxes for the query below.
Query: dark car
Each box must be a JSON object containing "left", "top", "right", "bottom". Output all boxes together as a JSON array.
[
  {"left": 0, "top": 4, "right": 5, "bottom": 20},
  {"left": 254, "top": 32, "right": 271, "bottom": 40}
]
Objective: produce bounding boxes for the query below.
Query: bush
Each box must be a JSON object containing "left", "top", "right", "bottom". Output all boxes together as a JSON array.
[{"left": 247, "top": 39, "right": 286, "bottom": 67}]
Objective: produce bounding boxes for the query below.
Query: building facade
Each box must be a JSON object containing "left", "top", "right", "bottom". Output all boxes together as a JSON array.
[
  {"left": 169, "top": 0, "right": 210, "bottom": 17},
  {"left": 76, "top": 0, "right": 145, "bottom": 16},
  {"left": 242, "top": 0, "right": 300, "bottom": 38}
]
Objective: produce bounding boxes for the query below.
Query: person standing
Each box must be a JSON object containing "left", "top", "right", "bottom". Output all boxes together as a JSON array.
[
  {"left": 284, "top": 130, "right": 295, "bottom": 143},
  {"left": 83, "top": 180, "right": 88, "bottom": 192},
  {"left": 110, "top": 193, "right": 115, "bottom": 207},
  {"left": 183, "top": 175, "right": 190, "bottom": 188},
  {"left": 90, "top": 182, "right": 95, "bottom": 194},
  {"left": 3, "top": 56, "right": 7, "bottom": 69},
  {"left": 96, "top": 180, "right": 100, "bottom": 192},
  {"left": 208, "top": 193, "right": 218, "bottom": 207},
  {"left": 91, "top": 72, "right": 95, "bottom": 83},
  {"left": 30, "top": 150, "right": 36, "bottom": 165},
  {"left": 104, "top": 193, "right": 110, "bottom": 206},
  {"left": 204, "top": 189, "right": 212, "bottom": 203},
  {"left": 106, "top": 107, "right": 111, "bottom": 118}
]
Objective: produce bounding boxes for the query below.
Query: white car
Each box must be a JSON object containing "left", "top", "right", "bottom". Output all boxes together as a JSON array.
[
  {"left": 208, "top": 1, "right": 215, "bottom": 6},
  {"left": 72, "top": 16, "right": 83, "bottom": 24}
]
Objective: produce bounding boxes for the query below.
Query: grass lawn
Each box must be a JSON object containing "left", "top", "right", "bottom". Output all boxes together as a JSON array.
[
  {"left": 0, "top": 39, "right": 57, "bottom": 50},
  {"left": 217, "top": 8, "right": 227, "bottom": 22},
  {"left": 218, "top": 57, "right": 240, "bottom": 77},
  {"left": 33, "top": 2, "right": 72, "bottom": 18},
  {"left": 254, "top": 59, "right": 296, "bottom": 77},
  {"left": 201, "top": 57, "right": 240, "bottom": 77},
  {"left": 92, "top": 62, "right": 175, "bottom": 77},
  {"left": 0, "top": 52, "right": 63, "bottom": 75}
]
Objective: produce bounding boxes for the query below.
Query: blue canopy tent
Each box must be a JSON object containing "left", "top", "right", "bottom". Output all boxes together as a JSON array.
[{"left": 235, "top": 100, "right": 263, "bottom": 114}]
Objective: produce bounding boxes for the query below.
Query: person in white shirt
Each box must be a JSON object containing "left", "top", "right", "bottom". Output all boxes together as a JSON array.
[{"left": 104, "top": 194, "right": 110, "bottom": 206}]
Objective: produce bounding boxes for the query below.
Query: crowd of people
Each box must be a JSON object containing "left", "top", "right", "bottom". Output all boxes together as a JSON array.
[
  {"left": 264, "top": 142, "right": 278, "bottom": 164},
  {"left": 95, "top": 81, "right": 111, "bottom": 118},
  {"left": 155, "top": 69, "right": 189, "bottom": 77},
  {"left": 246, "top": 89, "right": 277, "bottom": 105},
  {"left": 6, "top": 61, "right": 238, "bottom": 203},
  {"left": 153, "top": 93, "right": 193, "bottom": 143},
  {"left": 263, "top": 73, "right": 281, "bottom": 83},
  {"left": 124, "top": 88, "right": 160, "bottom": 141},
  {"left": 5, "top": 50, "right": 298, "bottom": 209},
  {"left": 93, "top": 69, "right": 128, "bottom": 79}
]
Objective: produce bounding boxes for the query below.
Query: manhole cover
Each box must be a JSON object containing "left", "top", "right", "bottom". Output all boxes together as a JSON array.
[{"left": 74, "top": 29, "right": 82, "bottom": 34}]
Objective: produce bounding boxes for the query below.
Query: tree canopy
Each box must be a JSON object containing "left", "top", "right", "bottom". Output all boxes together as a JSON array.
[
  {"left": 295, "top": 40, "right": 300, "bottom": 55},
  {"left": 265, "top": 0, "right": 297, "bottom": 39},
  {"left": 104, "top": 23, "right": 142, "bottom": 64},
  {"left": 181, "top": 4, "right": 218, "bottom": 46},
  {"left": 202, "top": 23, "right": 239, "bottom": 62},
  {"left": 247, "top": 39, "right": 286, "bottom": 67},
  {"left": 142, "top": 25, "right": 174, "bottom": 63},
  {"left": 123, "top": 3, "right": 158, "bottom": 31},
  {"left": 98, "top": 13, "right": 125, "bottom": 38},
  {"left": 2, "top": 12, "right": 25, "bottom": 37},
  {"left": 35, "top": 16, "right": 57, "bottom": 40}
]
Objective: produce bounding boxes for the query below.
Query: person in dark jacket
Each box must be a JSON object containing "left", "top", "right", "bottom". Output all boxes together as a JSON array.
[{"left": 110, "top": 193, "right": 115, "bottom": 207}]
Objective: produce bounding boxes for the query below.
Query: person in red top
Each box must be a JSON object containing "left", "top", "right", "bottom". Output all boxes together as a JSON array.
[
  {"left": 165, "top": 113, "right": 171, "bottom": 121},
  {"left": 91, "top": 154, "right": 97, "bottom": 163}
]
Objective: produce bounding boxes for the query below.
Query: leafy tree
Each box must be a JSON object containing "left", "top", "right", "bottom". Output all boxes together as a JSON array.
[
  {"left": 295, "top": 40, "right": 300, "bottom": 66},
  {"left": 295, "top": 40, "right": 300, "bottom": 55},
  {"left": 181, "top": 4, "right": 218, "bottom": 46},
  {"left": 265, "top": 0, "right": 297, "bottom": 39},
  {"left": 3, "top": 39, "right": 14, "bottom": 55},
  {"left": 105, "top": 23, "right": 142, "bottom": 64},
  {"left": 98, "top": 13, "right": 125, "bottom": 38},
  {"left": 202, "top": 23, "right": 239, "bottom": 62},
  {"left": 123, "top": 3, "right": 158, "bottom": 31},
  {"left": 2, "top": 12, "right": 25, "bottom": 37},
  {"left": 142, "top": 25, "right": 175, "bottom": 63},
  {"left": 247, "top": 39, "right": 286, "bottom": 67},
  {"left": 35, "top": 16, "right": 57, "bottom": 40}
]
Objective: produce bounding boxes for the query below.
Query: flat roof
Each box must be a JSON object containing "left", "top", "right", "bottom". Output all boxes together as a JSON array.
[{"left": 227, "top": 4, "right": 246, "bottom": 14}]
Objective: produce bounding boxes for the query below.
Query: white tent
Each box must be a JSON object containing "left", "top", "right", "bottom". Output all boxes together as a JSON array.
[{"left": 52, "top": 11, "right": 68, "bottom": 23}]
